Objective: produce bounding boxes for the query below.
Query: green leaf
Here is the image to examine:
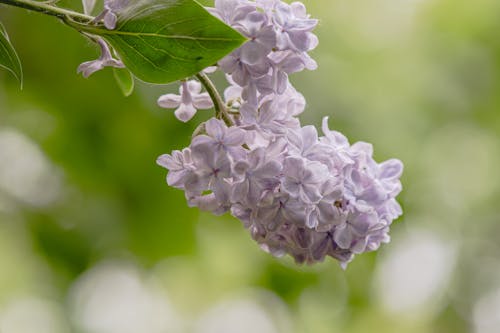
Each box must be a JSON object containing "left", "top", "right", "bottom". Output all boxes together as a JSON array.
[
  {"left": 0, "top": 22, "right": 23, "bottom": 88},
  {"left": 78, "top": 0, "right": 246, "bottom": 84},
  {"left": 113, "top": 67, "right": 135, "bottom": 97}
]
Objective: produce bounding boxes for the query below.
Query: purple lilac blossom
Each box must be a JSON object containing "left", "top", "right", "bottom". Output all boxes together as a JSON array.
[
  {"left": 157, "top": 0, "right": 403, "bottom": 267},
  {"left": 77, "top": 37, "right": 124, "bottom": 78},
  {"left": 158, "top": 105, "right": 403, "bottom": 267},
  {"left": 157, "top": 80, "right": 213, "bottom": 122},
  {"left": 92, "top": 0, "right": 129, "bottom": 30}
]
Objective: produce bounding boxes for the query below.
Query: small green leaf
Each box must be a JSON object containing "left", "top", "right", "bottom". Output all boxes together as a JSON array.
[
  {"left": 78, "top": 0, "right": 246, "bottom": 84},
  {"left": 0, "top": 22, "right": 23, "bottom": 88},
  {"left": 113, "top": 67, "right": 135, "bottom": 97}
]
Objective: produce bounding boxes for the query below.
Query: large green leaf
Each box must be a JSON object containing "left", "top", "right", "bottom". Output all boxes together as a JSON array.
[
  {"left": 79, "top": 0, "right": 246, "bottom": 84},
  {"left": 0, "top": 22, "right": 23, "bottom": 88}
]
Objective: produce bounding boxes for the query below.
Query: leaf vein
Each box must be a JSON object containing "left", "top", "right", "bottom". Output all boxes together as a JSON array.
[
  {"left": 111, "top": 37, "right": 170, "bottom": 74},
  {"left": 137, "top": 36, "right": 191, "bottom": 62}
]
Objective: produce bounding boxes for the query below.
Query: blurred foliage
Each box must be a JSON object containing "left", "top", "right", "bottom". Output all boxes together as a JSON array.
[{"left": 1, "top": 0, "right": 500, "bottom": 332}]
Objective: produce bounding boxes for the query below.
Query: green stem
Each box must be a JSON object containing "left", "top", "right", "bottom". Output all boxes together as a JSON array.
[
  {"left": 0, "top": 0, "right": 93, "bottom": 23},
  {"left": 196, "top": 72, "right": 233, "bottom": 127}
]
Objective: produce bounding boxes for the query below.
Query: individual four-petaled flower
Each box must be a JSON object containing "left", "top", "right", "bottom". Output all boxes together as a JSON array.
[
  {"left": 77, "top": 37, "right": 124, "bottom": 78},
  {"left": 157, "top": 80, "right": 214, "bottom": 122}
]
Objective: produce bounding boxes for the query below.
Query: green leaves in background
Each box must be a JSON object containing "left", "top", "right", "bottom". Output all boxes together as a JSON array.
[
  {"left": 79, "top": 0, "right": 246, "bottom": 84},
  {"left": 113, "top": 67, "right": 134, "bottom": 97},
  {"left": 0, "top": 21, "right": 22, "bottom": 88}
]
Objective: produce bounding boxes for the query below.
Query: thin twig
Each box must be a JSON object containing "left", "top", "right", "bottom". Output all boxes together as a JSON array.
[
  {"left": 195, "top": 72, "right": 233, "bottom": 127},
  {"left": 0, "top": 0, "right": 92, "bottom": 23}
]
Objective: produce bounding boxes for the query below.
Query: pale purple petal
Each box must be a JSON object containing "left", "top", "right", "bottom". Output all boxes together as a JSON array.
[
  {"left": 224, "top": 127, "right": 246, "bottom": 146},
  {"left": 157, "top": 94, "right": 181, "bottom": 109},
  {"left": 77, "top": 60, "right": 105, "bottom": 78},
  {"left": 205, "top": 118, "right": 226, "bottom": 140},
  {"left": 186, "top": 80, "right": 202, "bottom": 94},
  {"left": 283, "top": 156, "right": 305, "bottom": 181},
  {"left": 240, "top": 42, "right": 271, "bottom": 65},
  {"left": 300, "top": 125, "right": 319, "bottom": 149},
  {"left": 174, "top": 103, "right": 197, "bottom": 122},
  {"left": 191, "top": 135, "right": 214, "bottom": 149},
  {"left": 290, "top": 2, "right": 307, "bottom": 18},
  {"left": 379, "top": 159, "right": 403, "bottom": 180},
  {"left": 104, "top": 11, "right": 117, "bottom": 30},
  {"left": 334, "top": 224, "right": 353, "bottom": 249},
  {"left": 156, "top": 153, "right": 179, "bottom": 170},
  {"left": 192, "top": 93, "right": 214, "bottom": 109}
]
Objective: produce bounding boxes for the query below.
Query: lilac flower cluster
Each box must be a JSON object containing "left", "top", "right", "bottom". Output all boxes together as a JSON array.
[
  {"left": 158, "top": 104, "right": 402, "bottom": 266},
  {"left": 156, "top": 0, "right": 404, "bottom": 267}
]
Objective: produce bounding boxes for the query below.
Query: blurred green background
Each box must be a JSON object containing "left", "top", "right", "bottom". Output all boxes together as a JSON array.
[{"left": 1, "top": 0, "right": 500, "bottom": 332}]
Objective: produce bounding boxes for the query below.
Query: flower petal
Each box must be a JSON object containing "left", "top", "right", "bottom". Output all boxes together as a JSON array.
[
  {"left": 157, "top": 94, "right": 181, "bottom": 109},
  {"left": 192, "top": 93, "right": 214, "bottom": 109},
  {"left": 174, "top": 103, "right": 197, "bottom": 122}
]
